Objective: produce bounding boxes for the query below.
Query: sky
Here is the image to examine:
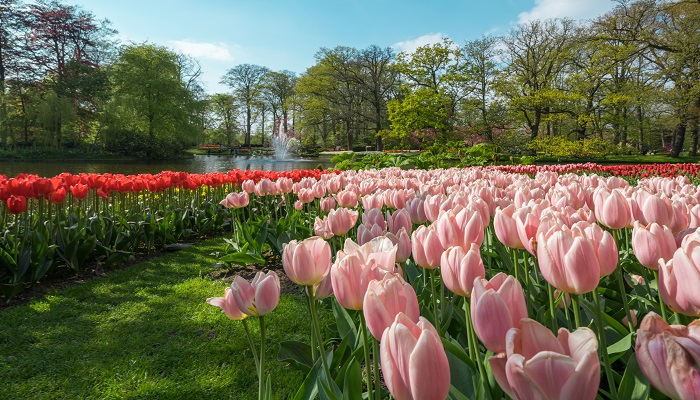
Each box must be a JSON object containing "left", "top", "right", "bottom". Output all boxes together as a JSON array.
[{"left": 70, "top": 0, "right": 618, "bottom": 94}]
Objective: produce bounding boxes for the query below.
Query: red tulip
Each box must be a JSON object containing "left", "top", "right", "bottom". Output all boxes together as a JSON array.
[
  {"left": 206, "top": 287, "right": 247, "bottom": 320},
  {"left": 471, "top": 273, "right": 528, "bottom": 353},
  {"left": 380, "top": 313, "right": 450, "bottom": 400},
  {"left": 6, "top": 195, "right": 27, "bottom": 214},
  {"left": 69, "top": 183, "right": 89, "bottom": 200},
  {"left": 282, "top": 236, "right": 331, "bottom": 287},
  {"left": 363, "top": 273, "right": 420, "bottom": 340},
  {"left": 50, "top": 187, "right": 67, "bottom": 204},
  {"left": 636, "top": 312, "right": 700, "bottom": 399}
]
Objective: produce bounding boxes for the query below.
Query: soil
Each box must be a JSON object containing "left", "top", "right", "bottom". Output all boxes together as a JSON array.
[{"left": 0, "top": 237, "right": 299, "bottom": 311}]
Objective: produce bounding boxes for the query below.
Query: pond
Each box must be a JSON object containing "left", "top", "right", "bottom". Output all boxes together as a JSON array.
[{"left": 0, "top": 154, "right": 334, "bottom": 178}]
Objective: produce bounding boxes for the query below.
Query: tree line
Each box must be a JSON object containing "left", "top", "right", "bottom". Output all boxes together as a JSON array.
[{"left": 1, "top": 0, "right": 698, "bottom": 158}]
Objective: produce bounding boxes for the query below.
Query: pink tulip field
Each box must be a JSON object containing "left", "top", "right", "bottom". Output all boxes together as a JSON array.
[{"left": 208, "top": 163, "right": 700, "bottom": 400}]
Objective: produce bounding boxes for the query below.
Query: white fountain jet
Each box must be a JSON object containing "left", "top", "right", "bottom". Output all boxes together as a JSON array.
[{"left": 271, "top": 119, "right": 292, "bottom": 160}]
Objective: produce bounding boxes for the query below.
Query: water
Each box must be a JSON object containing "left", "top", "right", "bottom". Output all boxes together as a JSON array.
[
  {"left": 272, "top": 120, "right": 293, "bottom": 160},
  {"left": 0, "top": 154, "right": 333, "bottom": 178}
]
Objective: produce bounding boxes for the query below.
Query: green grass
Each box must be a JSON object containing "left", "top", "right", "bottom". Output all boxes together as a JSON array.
[{"left": 0, "top": 238, "right": 309, "bottom": 400}]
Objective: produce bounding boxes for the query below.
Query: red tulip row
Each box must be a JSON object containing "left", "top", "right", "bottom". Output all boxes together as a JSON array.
[{"left": 211, "top": 164, "right": 700, "bottom": 399}]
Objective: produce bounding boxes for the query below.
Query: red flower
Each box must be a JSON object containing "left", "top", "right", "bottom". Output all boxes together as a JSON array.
[
  {"left": 50, "top": 187, "right": 67, "bottom": 204},
  {"left": 7, "top": 195, "right": 27, "bottom": 214},
  {"left": 70, "top": 184, "right": 89, "bottom": 200}
]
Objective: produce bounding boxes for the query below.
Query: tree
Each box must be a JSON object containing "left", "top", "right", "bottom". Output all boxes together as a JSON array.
[
  {"left": 220, "top": 64, "right": 269, "bottom": 146},
  {"left": 386, "top": 88, "right": 452, "bottom": 149},
  {"left": 208, "top": 93, "right": 238, "bottom": 146},
  {"left": 107, "top": 43, "right": 202, "bottom": 157},
  {"left": 262, "top": 70, "right": 296, "bottom": 133},
  {"left": 356, "top": 45, "right": 398, "bottom": 150},
  {"left": 499, "top": 19, "right": 576, "bottom": 139}
]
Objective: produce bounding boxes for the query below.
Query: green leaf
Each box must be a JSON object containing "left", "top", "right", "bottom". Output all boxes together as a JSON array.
[
  {"left": 618, "top": 356, "right": 650, "bottom": 400},
  {"left": 332, "top": 300, "right": 357, "bottom": 343},
  {"left": 607, "top": 332, "right": 632, "bottom": 363},
  {"left": 277, "top": 340, "right": 314, "bottom": 373},
  {"left": 293, "top": 361, "right": 320, "bottom": 400},
  {"left": 341, "top": 357, "right": 362, "bottom": 400},
  {"left": 219, "top": 252, "right": 265, "bottom": 265}
]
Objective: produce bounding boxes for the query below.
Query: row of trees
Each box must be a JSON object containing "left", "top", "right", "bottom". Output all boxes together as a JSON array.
[
  {"left": 1, "top": 0, "right": 698, "bottom": 158},
  {"left": 0, "top": 0, "right": 205, "bottom": 157},
  {"left": 213, "top": 0, "right": 698, "bottom": 157}
]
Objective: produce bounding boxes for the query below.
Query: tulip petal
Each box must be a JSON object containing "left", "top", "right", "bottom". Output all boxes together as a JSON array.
[{"left": 408, "top": 328, "right": 450, "bottom": 400}]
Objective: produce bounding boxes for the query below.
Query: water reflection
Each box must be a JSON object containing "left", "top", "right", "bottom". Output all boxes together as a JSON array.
[{"left": 0, "top": 154, "right": 333, "bottom": 178}]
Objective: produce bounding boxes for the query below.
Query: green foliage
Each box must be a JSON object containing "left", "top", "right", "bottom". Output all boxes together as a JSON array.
[{"left": 528, "top": 136, "right": 620, "bottom": 159}]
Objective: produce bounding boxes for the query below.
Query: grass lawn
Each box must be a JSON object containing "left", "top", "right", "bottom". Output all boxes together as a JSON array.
[{"left": 0, "top": 238, "right": 310, "bottom": 400}]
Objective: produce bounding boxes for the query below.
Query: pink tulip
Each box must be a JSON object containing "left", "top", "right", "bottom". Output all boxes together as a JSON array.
[
  {"left": 536, "top": 227, "right": 601, "bottom": 294},
  {"left": 440, "top": 244, "right": 485, "bottom": 297},
  {"left": 319, "top": 196, "right": 336, "bottom": 212},
  {"left": 471, "top": 273, "right": 528, "bottom": 353},
  {"left": 489, "top": 319, "right": 600, "bottom": 400},
  {"left": 514, "top": 207, "right": 540, "bottom": 255},
  {"left": 297, "top": 188, "right": 315, "bottom": 204},
  {"left": 641, "top": 193, "right": 674, "bottom": 228},
  {"left": 327, "top": 207, "right": 358, "bottom": 236},
  {"left": 423, "top": 194, "right": 445, "bottom": 223},
  {"left": 362, "top": 208, "right": 387, "bottom": 229},
  {"left": 635, "top": 312, "right": 700, "bottom": 399},
  {"left": 336, "top": 189, "right": 359, "bottom": 208},
  {"left": 314, "top": 217, "right": 333, "bottom": 239},
  {"left": 241, "top": 179, "right": 255, "bottom": 193},
  {"left": 411, "top": 225, "right": 445, "bottom": 269},
  {"left": 632, "top": 221, "right": 677, "bottom": 270},
  {"left": 380, "top": 313, "right": 451, "bottom": 400},
  {"left": 312, "top": 182, "right": 326, "bottom": 198},
  {"left": 363, "top": 273, "right": 420, "bottom": 340},
  {"left": 206, "top": 287, "right": 247, "bottom": 320},
  {"left": 313, "top": 273, "right": 334, "bottom": 300},
  {"left": 385, "top": 228, "right": 412, "bottom": 263},
  {"left": 406, "top": 197, "right": 428, "bottom": 224},
  {"left": 361, "top": 193, "right": 384, "bottom": 210},
  {"left": 622, "top": 310, "right": 637, "bottom": 328},
  {"left": 670, "top": 199, "right": 690, "bottom": 233},
  {"left": 276, "top": 177, "right": 293, "bottom": 193},
  {"left": 659, "top": 231, "right": 700, "bottom": 316},
  {"left": 435, "top": 207, "right": 484, "bottom": 249},
  {"left": 357, "top": 223, "right": 386, "bottom": 245},
  {"left": 282, "top": 236, "right": 332, "bottom": 286},
  {"left": 220, "top": 191, "right": 250, "bottom": 208},
  {"left": 593, "top": 188, "right": 632, "bottom": 230},
  {"left": 331, "top": 253, "right": 385, "bottom": 310},
  {"left": 494, "top": 204, "right": 524, "bottom": 249},
  {"left": 231, "top": 271, "right": 280, "bottom": 316},
  {"left": 572, "top": 221, "right": 618, "bottom": 277},
  {"left": 293, "top": 200, "right": 303, "bottom": 211},
  {"left": 386, "top": 209, "right": 412, "bottom": 235}
]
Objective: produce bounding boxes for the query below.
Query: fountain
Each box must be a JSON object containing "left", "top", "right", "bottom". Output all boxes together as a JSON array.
[{"left": 271, "top": 120, "right": 292, "bottom": 160}]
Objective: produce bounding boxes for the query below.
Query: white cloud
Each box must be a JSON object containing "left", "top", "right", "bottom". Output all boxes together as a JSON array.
[
  {"left": 391, "top": 33, "right": 445, "bottom": 54},
  {"left": 518, "top": 0, "right": 615, "bottom": 24},
  {"left": 169, "top": 40, "right": 233, "bottom": 61}
]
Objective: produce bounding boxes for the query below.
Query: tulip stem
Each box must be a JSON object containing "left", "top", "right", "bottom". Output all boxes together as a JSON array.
[
  {"left": 652, "top": 270, "right": 669, "bottom": 322},
  {"left": 371, "top": 330, "right": 382, "bottom": 400},
  {"left": 429, "top": 269, "right": 441, "bottom": 336},
  {"left": 571, "top": 294, "right": 582, "bottom": 329},
  {"left": 547, "top": 283, "right": 558, "bottom": 331},
  {"left": 359, "top": 313, "right": 375, "bottom": 400},
  {"left": 615, "top": 268, "right": 634, "bottom": 334},
  {"left": 308, "top": 286, "right": 333, "bottom": 383},
  {"left": 258, "top": 316, "right": 266, "bottom": 400},
  {"left": 305, "top": 291, "right": 317, "bottom": 362},
  {"left": 464, "top": 298, "right": 491, "bottom": 400},
  {"left": 593, "top": 288, "right": 618, "bottom": 400},
  {"left": 512, "top": 250, "right": 519, "bottom": 282},
  {"left": 242, "top": 318, "right": 260, "bottom": 374}
]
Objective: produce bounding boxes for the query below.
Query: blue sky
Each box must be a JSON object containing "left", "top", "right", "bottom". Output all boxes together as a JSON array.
[{"left": 71, "top": 0, "right": 617, "bottom": 94}]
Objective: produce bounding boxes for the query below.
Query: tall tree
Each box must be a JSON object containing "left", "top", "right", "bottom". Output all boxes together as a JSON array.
[
  {"left": 220, "top": 63, "right": 268, "bottom": 146},
  {"left": 262, "top": 70, "right": 296, "bottom": 133},
  {"left": 107, "top": 43, "right": 201, "bottom": 157},
  {"left": 356, "top": 45, "right": 397, "bottom": 150},
  {"left": 208, "top": 93, "right": 238, "bottom": 146},
  {"left": 499, "top": 18, "right": 576, "bottom": 139}
]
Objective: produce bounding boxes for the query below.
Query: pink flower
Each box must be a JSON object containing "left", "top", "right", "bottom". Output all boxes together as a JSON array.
[
  {"left": 380, "top": 314, "right": 451, "bottom": 400},
  {"left": 327, "top": 207, "right": 359, "bottom": 236},
  {"left": 206, "top": 287, "right": 247, "bottom": 320},
  {"left": 220, "top": 191, "right": 249, "bottom": 208},
  {"left": 293, "top": 200, "right": 303, "bottom": 211},
  {"left": 440, "top": 244, "right": 485, "bottom": 297},
  {"left": 357, "top": 223, "right": 386, "bottom": 245},
  {"left": 659, "top": 231, "right": 700, "bottom": 316},
  {"left": 386, "top": 209, "right": 412, "bottom": 235},
  {"left": 593, "top": 188, "right": 632, "bottom": 230},
  {"left": 471, "top": 273, "right": 528, "bottom": 353},
  {"left": 231, "top": 271, "right": 280, "bottom": 316},
  {"left": 434, "top": 207, "right": 484, "bottom": 249},
  {"left": 635, "top": 312, "right": 700, "bottom": 399},
  {"left": 363, "top": 273, "right": 420, "bottom": 340},
  {"left": 282, "top": 236, "right": 332, "bottom": 286},
  {"left": 336, "top": 189, "right": 359, "bottom": 208},
  {"left": 331, "top": 253, "right": 384, "bottom": 310},
  {"left": 632, "top": 221, "right": 677, "bottom": 270},
  {"left": 494, "top": 204, "right": 524, "bottom": 249},
  {"left": 319, "top": 196, "right": 336, "bottom": 212},
  {"left": 411, "top": 225, "right": 445, "bottom": 269},
  {"left": 489, "top": 319, "right": 600, "bottom": 400},
  {"left": 314, "top": 217, "right": 334, "bottom": 239},
  {"left": 385, "top": 228, "right": 412, "bottom": 263},
  {"left": 406, "top": 197, "right": 428, "bottom": 224},
  {"left": 536, "top": 226, "right": 601, "bottom": 294}
]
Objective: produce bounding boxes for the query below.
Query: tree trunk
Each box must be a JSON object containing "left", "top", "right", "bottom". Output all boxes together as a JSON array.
[
  {"left": 245, "top": 106, "right": 252, "bottom": 146},
  {"left": 689, "top": 116, "right": 699, "bottom": 157},
  {"left": 345, "top": 119, "right": 353, "bottom": 150},
  {"left": 620, "top": 107, "right": 628, "bottom": 146},
  {"left": 637, "top": 105, "right": 644, "bottom": 152},
  {"left": 669, "top": 115, "right": 687, "bottom": 158}
]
